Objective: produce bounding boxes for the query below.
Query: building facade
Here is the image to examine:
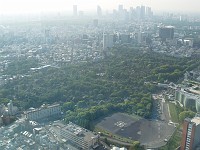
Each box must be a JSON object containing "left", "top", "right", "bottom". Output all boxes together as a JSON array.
[
  {"left": 73, "top": 5, "right": 77, "bottom": 16},
  {"left": 24, "top": 104, "right": 61, "bottom": 121},
  {"left": 175, "top": 89, "right": 200, "bottom": 112},
  {"left": 60, "top": 122, "right": 99, "bottom": 150},
  {"left": 181, "top": 117, "right": 200, "bottom": 150},
  {"left": 7, "top": 100, "right": 13, "bottom": 115},
  {"left": 103, "top": 33, "right": 114, "bottom": 50},
  {"left": 97, "top": 5, "right": 102, "bottom": 17},
  {"left": 159, "top": 26, "right": 174, "bottom": 41}
]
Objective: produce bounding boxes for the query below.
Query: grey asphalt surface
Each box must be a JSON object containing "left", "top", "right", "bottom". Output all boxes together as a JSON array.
[{"left": 96, "top": 113, "right": 175, "bottom": 148}]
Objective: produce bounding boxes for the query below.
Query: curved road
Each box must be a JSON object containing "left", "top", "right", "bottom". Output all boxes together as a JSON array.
[{"left": 100, "top": 136, "right": 132, "bottom": 147}]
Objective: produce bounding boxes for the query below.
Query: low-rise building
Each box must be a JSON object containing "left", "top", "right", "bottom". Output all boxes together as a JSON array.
[
  {"left": 60, "top": 122, "right": 99, "bottom": 150},
  {"left": 111, "top": 146, "right": 127, "bottom": 150},
  {"left": 175, "top": 88, "right": 200, "bottom": 112}
]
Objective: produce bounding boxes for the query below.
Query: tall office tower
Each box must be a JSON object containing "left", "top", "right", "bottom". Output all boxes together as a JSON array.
[
  {"left": 146, "top": 7, "right": 153, "bottom": 17},
  {"left": 129, "top": 7, "right": 135, "bottom": 20},
  {"left": 140, "top": 5, "right": 145, "bottom": 19},
  {"left": 159, "top": 26, "right": 174, "bottom": 41},
  {"left": 73, "top": 5, "right": 77, "bottom": 16},
  {"left": 180, "top": 117, "right": 200, "bottom": 150},
  {"left": 97, "top": 5, "right": 102, "bottom": 17},
  {"left": 103, "top": 33, "right": 114, "bottom": 50},
  {"left": 136, "top": 6, "right": 141, "bottom": 19},
  {"left": 118, "top": 5, "right": 123, "bottom": 12}
]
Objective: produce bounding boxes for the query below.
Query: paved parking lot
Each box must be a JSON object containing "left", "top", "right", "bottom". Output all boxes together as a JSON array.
[{"left": 96, "top": 113, "right": 175, "bottom": 148}]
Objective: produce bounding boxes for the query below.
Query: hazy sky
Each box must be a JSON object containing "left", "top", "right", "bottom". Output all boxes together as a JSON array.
[{"left": 0, "top": 0, "right": 199, "bottom": 14}]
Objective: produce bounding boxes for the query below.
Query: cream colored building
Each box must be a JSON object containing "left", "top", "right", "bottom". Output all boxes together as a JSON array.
[{"left": 24, "top": 104, "right": 61, "bottom": 121}]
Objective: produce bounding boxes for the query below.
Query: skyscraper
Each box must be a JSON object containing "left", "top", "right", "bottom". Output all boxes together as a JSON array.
[
  {"left": 146, "top": 7, "right": 153, "bottom": 17},
  {"left": 136, "top": 6, "right": 141, "bottom": 19},
  {"left": 73, "top": 5, "right": 77, "bottom": 16},
  {"left": 140, "top": 5, "right": 145, "bottom": 19},
  {"left": 118, "top": 5, "right": 123, "bottom": 12},
  {"left": 180, "top": 117, "right": 200, "bottom": 150},
  {"left": 97, "top": 5, "right": 102, "bottom": 17}
]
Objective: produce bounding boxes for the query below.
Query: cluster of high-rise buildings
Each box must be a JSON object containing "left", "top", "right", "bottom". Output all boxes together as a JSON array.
[
  {"left": 113, "top": 5, "right": 153, "bottom": 20},
  {"left": 72, "top": 4, "right": 153, "bottom": 20}
]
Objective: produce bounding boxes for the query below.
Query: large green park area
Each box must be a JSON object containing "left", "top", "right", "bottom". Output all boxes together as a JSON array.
[{"left": 0, "top": 45, "right": 200, "bottom": 129}]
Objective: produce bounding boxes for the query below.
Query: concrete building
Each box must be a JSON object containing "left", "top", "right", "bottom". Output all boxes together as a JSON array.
[
  {"left": 73, "top": 5, "right": 78, "bottom": 16},
  {"left": 118, "top": 5, "right": 123, "bottom": 12},
  {"left": 137, "top": 32, "right": 148, "bottom": 44},
  {"left": 181, "top": 117, "right": 200, "bottom": 150},
  {"left": 175, "top": 89, "right": 200, "bottom": 112},
  {"left": 0, "top": 104, "right": 5, "bottom": 115},
  {"left": 0, "top": 117, "right": 3, "bottom": 126},
  {"left": 140, "top": 6, "right": 145, "bottom": 19},
  {"left": 97, "top": 5, "right": 102, "bottom": 17},
  {"left": 24, "top": 104, "right": 61, "bottom": 121},
  {"left": 136, "top": 6, "right": 141, "bottom": 19},
  {"left": 119, "top": 33, "right": 130, "bottom": 44},
  {"left": 103, "top": 33, "right": 114, "bottom": 50},
  {"left": 60, "top": 122, "right": 99, "bottom": 150},
  {"left": 7, "top": 100, "right": 13, "bottom": 115},
  {"left": 146, "top": 7, "right": 153, "bottom": 17},
  {"left": 159, "top": 26, "right": 174, "bottom": 41},
  {"left": 184, "top": 38, "right": 194, "bottom": 47}
]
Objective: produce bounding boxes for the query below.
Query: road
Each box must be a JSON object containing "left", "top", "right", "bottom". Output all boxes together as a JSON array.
[{"left": 100, "top": 136, "right": 132, "bottom": 147}]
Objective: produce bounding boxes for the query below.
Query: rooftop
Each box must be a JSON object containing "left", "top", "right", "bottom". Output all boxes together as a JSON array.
[
  {"left": 61, "top": 122, "right": 98, "bottom": 142},
  {"left": 25, "top": 103, "right": 60, "bottom": 114},
  {"left": 191, "top": 117, "right": 200, "bottom": 126}
]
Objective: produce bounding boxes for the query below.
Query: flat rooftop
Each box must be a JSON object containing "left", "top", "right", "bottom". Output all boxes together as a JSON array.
[
  {"left": 191, "top": 117, "right": 200, "bottom": 125},
  {"left": 60, "top": 122, "right": 98, "bottom": 142},
  {"left": 25, "top": 103, "right": 60, "bottom": 114}
]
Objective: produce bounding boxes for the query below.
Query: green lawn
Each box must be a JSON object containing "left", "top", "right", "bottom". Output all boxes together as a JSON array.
[
  {"left": 160, "top": 127, "right": 182, "bottom": 150},
  {"left": 168, "top": 102, "right": 179, "bottom": 123}
]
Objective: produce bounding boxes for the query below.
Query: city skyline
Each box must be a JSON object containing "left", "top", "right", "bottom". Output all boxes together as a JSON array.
[{"left": 0, "top": 0, "right": 200, "bottom": 15}]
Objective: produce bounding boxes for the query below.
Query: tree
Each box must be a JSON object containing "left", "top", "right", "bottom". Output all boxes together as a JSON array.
[
  {"left": 179, "top": 111, "right": 195, "bottom": 122},
  {"left": 62, "top": 102, "right": 74, "bottom": 111},
  {"left": 129, "top": 141, "right": 144, "bottom": 150}
]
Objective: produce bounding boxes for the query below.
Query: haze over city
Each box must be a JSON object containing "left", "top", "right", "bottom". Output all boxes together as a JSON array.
[
  {"left": 0, "top": 0, "right": 200, "bottom": 150},
  {"left": 0, "top": 0, "right": 200, "bottom": 15}
]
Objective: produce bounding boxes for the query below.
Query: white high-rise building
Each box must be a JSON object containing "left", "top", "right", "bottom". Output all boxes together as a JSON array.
[
  {"left": 73, "top": 5, "right": 77, "bottom": 16},
  {"left": 97, "top": 5, "right": 102, "bottom": 17}
]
